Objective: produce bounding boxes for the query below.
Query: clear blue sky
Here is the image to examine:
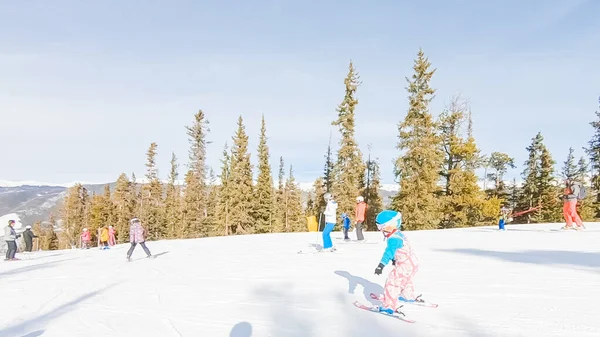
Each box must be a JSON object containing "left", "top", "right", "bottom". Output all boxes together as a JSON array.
[{"left": 1, "top": 0, "right": 599, "bottom": 186}]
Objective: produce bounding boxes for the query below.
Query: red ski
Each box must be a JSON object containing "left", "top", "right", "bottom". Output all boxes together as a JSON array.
[
  {"left": 370, "top": 293, "right": 438, "bottom": 308},
  {"left": 353, "top": 301, "right": 416, "bottom": 323}
]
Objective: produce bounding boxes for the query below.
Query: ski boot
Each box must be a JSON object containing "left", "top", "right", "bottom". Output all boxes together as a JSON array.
[{"left": 378, "top": 305, "right": 407, "bottom": 317}]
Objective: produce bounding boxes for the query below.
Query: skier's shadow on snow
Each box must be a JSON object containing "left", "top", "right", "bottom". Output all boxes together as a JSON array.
[
  {"left": 229, "top": 322, "right": 252, "bottom": 337},
  {"left": 334, "top": 270, "right": 383, "bottom": 306}
]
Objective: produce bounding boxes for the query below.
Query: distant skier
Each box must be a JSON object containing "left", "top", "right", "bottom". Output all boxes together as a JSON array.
[
  {"left": 4, "top": 220, "right": 20, "bottom": 260},
  {"left": 498, "top": 205, "right": 511, "bottom": 231},
  {"left": 322, "top": 193, "right": 337, "bottom": 251},
  {"left": 80, "top": 228, "right": 91, "bottom": 249},
  {"left": 354, "top": 196, "right": 367, "bottom": 241},
  {"left": 372, "top": 210, "right": 426, "bottom": 316},
  {"left": 99, "top": 226, "right": 110, "bottom": 249},
  {"left": 127, "top": 218, "right": 152, "bottom": 261},
  {"left": 108, "top": 225, "right": 116, "bottom": 246},
  {"left": 341, "top": 213, "right": 351, "bottom": 241},
  {"left": 562, "top": 179, "right": 585, "bottom": 230},
  {"left": 23, "top": 225, "right": 38, "bottom": 252}
]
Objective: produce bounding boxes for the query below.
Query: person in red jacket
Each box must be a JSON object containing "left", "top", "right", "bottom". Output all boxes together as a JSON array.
[{"left": 354, "top": 196, "right": 367, "bottom": 241}]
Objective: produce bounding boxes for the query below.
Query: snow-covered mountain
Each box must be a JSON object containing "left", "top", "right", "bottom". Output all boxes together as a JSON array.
[{"left": 0, "top": 222, "right": 598, "bottom": 336}]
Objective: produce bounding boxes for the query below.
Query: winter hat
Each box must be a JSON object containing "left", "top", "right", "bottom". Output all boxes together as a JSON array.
[
  {"left": 130, "top": 218, "right": 140, "bottom": 224},
  {"left": 83, "top": 228, "right": 88, "bottom": 231},
  {"left": 8, "top": 220, "right": 15, "bottom": 225},
  {"left": 375, "top": 210, "right": 402, "bottom": 231},
  {"left": 341, "top": 213, "right": 348, "bottom": 218},
  {"left": 25, "top": 225, "right": 31, "bottom": 229}
]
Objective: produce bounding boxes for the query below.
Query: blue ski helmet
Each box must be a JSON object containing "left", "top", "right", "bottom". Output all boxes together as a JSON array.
[{"left": 375, "top": 210, "right": 402, "bottom": 231}]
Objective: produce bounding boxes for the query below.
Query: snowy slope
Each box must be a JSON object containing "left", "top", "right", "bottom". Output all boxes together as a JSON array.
[{"left": 1, "top": 223, "right": 599, "bottom": 337}]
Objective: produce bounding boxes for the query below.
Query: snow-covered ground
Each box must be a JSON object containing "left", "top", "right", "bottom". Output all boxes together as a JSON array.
[{"left": 1, "top": 223, "right": 599, "bottom": 337}]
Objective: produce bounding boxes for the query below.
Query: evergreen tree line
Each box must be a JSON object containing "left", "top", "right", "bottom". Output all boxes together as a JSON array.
[{"left": 32, "top": 49, "right": 600, "bottom": 249}]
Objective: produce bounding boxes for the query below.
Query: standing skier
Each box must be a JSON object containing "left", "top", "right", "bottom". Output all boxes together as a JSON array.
[
  {"left": 80, "top": 228, "right": 91, "bottom": 249},
  {"left": 341, "top": 213, "right": 351, "bottom": 241},
  {"left": 354, "top": 196, "right": 367, "bottom": 241},
  {"left": 562, "top": 179, "right": 585, "bottom": 230},
  {"left": 4, "top": 220, "right": 20, "bottom": 260},
  {"left": 322, "top": 193, "right": 337, "bottom": 251},
  {"left": 498, "top": 205, "right": 511, "bottom": 231},
  {"left": 22, "top": 225, "right": 38, "bottom": 252},
  {"left": 127, "top": 218, "right": 152, "bottom": 261},
  {"left": 373, "top": 210, "right": 425, "bottom": 315},
  {"left": 99, "top": 226, "right": 110, "bottom": 249},
  {"left": 108, "top": 225, "right": 116, "bottom": 246}
]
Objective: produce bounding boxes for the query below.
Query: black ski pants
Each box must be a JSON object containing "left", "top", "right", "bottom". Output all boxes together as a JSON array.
[
  {"left": 25, "top": 240, "right": 33, "bottom": 252},
  {"left": 127, "top": 242, "right": 151, "bottom": 258},
  {"left": 5, "top": 241, "right": 17, "bottom": 259}
]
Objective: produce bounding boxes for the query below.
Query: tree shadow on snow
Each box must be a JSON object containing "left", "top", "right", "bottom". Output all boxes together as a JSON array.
[
  {"left": 0, "top": 283, "right": 117, "bottom": 337},
  {"left": 229, "top": 322, "right": 252, "bottom": 337},
  {"left": 0, "top": 257, "right": 80, "bottom": 278},
  {"left": 438, "top": 248, "right": 600, "bottom": 272},
  {"left": 334, "top": 270, "right": 384, "bottom": 306}
]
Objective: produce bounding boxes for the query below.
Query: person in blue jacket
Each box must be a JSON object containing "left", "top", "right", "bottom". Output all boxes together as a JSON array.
[
  {"left": 372, "top": 210, "right": 426, "bottom": 315},
  {"left": 341, "top": 213, "right": 351, "bottom": 241}
]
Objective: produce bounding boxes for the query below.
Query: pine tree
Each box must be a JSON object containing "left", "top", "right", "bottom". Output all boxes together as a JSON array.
[
  {"left": 574, "top": 156, "right": 595, "bottom": 221},
  {"left": 584, "top": 97, "right": 600, "bottom": 205},
  {"left": 561, "top": 147, "right": 578, "bottom": 180},
  {"left": 323, "top": 137, "right": 335, "bottom": 193},
  {"left": 88, "top": 192, "right": 105, "bottom": 243},
  {"left": 228, "top": 116, "right": 255, "bottom": 234},
  {"left": 204, "top": 169, "right": 220, "bottom": 235},
  {"left": 438, "top": 97, "right": 485, "bottom": 228},
  {"left": 165, "top": 152, "right": 182, "bottom": 238},
  {"left": 216, "top": 143, "right": 232, "bottom": 235},
  {"left": 253, "top": 115, "right": 275, "bottom": 233},
  {"left": 364, "top": 159, "right": 383, "bottom": 231},
  {"left": 392, "top": 49, "right": 444, "bottom": 230},
  {"left": 486, "top": 152, "right": 516, "bottom": 198},
  {"left": 60, "top": 184, "right": 89, "bottom": 247},
  {"left": 182, "top": 110, "right": 211, "bottom": 237},
  {"left": 331, "top": 61, "right": 365, "bottom": 221},
  {"left": 274, "top": 156, "right": 286, "bottom": 232},
  {"left": 142, "top": 142, "right": 165, "bottom": 240},
  {"left": 112, "top": 173, "right": 136, "bottom": 243},
  {"left": 518, "top": 133, "right": 559, "bottom": 222},
  {"left": 284, "top": 165, "right": 305, "bottom": 232}
]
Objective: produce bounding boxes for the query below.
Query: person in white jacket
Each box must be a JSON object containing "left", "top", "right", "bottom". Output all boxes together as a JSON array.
[{"left": 322, "top": 193, "right": 338, "bottom": 251}]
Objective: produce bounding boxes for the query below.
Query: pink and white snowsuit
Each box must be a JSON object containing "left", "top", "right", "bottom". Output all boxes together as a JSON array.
[
  {"left": 108, "top": 226, "right": 116, "bottom": 245},
  {"left": 380, "top": 230, "right": 419, "bottom": 310}
]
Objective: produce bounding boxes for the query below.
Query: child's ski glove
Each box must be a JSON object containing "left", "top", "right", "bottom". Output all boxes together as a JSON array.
[{"left": 374, "top": 263, "right": 384, "bottom": 275}]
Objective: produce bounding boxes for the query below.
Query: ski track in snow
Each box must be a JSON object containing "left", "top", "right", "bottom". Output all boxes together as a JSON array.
[{"left": 1, "top": 223, "right": 599, "bottom": 337}]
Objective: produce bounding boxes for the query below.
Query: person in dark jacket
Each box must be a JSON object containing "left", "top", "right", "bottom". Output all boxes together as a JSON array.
[
  {"left": 23, "top": 225, "right": 38, "bottom": 252},
  {"left": 4, "top": 220, "right": 20, "bottom": 260}
]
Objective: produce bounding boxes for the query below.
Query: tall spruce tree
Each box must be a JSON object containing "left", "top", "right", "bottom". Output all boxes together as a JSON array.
[
  {"left": 112, "top": 173, "right": 136, "bottom": 243},
  {"left": 584, "top": 97, "right": 600, "bottom": 204},
  {"left": 182, "top": 110, "right": 211, "bottom": 237},
  {"left": 274, "top": 156, "right": 286, "bottom": 232},
  {"left": 561, "top": 147, "right": 578, "bottom": 180},
  {"left": 165, "top": 152, "right": 182, "bottom": 238},
  {"left": 438, "top": 97, "right": 485, "bottom": 228},
  {"left": 253, "top": 115, "right": 275, "bottom": 233},
  {"left": 204, "top": 169, "right": 220, "bottom": 235},
  {"left": 142, "top": 142, "right": 165, "bottom": 240},
  {"left": 331, "top": 61, "right": 365, "bottom": 221},
  {"left": 216, "top": 143, "right": 232, "bottom": 235},
  {"left": 60, "top": 184, "right": 89, "bottom": 247},
  {"left": 392, "top": 49, "right": 444, "bottom": 230},
  {"left": 323, "top": 137, "right": 334, "bottom": 193},
  {"left": 575, "top": 156, "right": 595, "bottom": 220},
  {"left": 364, "top": 158, "right": 383, "bottom": 231},
  {"left": 486, "top": 152, "right": 516, "bottom": 198},
  {"left": 284, "top": 165, "right": 305, "bottom": 232},
  {"left": 228, "top": 116, "right": 255, "bottom": 234}
]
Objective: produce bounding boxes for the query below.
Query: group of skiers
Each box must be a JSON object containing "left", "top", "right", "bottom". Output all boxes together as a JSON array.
[
  {"left": 80, "top": 225, "right": 117, "bottom": 250},
  {"left": 3, "top": 217, "right": 153, "bottom": 262},
  {"left": 497, "top": 178, "right": 587, "bottom": 231},
  {"left": 321, "top": 193, "right": 367, "bottom": 251}
]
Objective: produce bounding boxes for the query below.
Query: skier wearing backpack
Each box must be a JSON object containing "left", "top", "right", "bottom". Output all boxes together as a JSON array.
[{"left": 562, "top": 179, "right": 585, "bottom": 230}]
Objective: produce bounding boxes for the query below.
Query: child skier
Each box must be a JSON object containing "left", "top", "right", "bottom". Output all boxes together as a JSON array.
[
  {"left": 373, "top": 210, "right": 425, "bottom": 315},
  {"left": 322, "top": 193, "right": 337, "bottom": 251},
  {"left": 80, "top": 228, "right": 91, "bottom": 249},
  {"left": 341, "top": 213, "right": 351, "bottom": 241},
  {"left": 108, "top": 225, "right": 116, "bottom": 246},
  {"left": 99, "top": 226, "right": 109, "bottom": 249},
  {"left": 498, "top": 205, "right": 511, "bottom": 231},
  {"left": 127, "top": 218, "right": 152, "bottom": 261}
]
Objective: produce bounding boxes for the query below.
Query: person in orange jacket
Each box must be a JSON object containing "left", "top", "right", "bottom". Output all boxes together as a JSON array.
[{"left": 354, "top": 196, "right": 367, "bottom": 241}]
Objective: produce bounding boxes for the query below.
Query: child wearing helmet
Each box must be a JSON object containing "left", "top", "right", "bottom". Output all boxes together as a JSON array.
[
  {"left": 322, "top": 193, "right": 337, "bottom": 251},
  {"left": 372, "top": 210, "right": 425, "bottom": 316},
  {"left": 80, "top": 228, "right": 91, "bottom": 249},
  {"left": 341, "top": 213, "right": 351, "bottom": 241}
]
